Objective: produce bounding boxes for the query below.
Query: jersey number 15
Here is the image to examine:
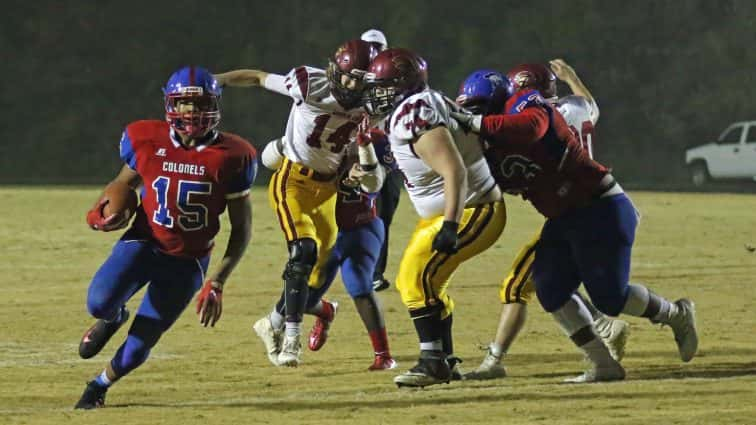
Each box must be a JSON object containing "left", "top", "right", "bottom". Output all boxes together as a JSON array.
[{"left": 151, "top": 176, "right": 211, "bottom": 231}]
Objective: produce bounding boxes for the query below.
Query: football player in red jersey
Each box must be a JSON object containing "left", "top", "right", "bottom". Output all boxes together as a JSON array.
[
  {"left": 451, "top": 78, "right": 698, "bottom": 382},
  {"left": 75, "top": 66, "right": 257, "bottom": 409},
  {"left": 458, "top": 65, "right": 631, "bottom": 380}
]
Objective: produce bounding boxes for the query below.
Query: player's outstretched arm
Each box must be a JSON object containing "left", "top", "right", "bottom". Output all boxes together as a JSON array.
[
  {"left": 198, "top": 195, "right": 253, "bottom": 327},
  {"left": 549, "top": 59, "right": 599, "bottom": 122},
  {"left": 213, "top": 69, "right": 269, "bottom": 88},
  {"left": 414, "top": 127, "right": 467, "bottom": 254}
]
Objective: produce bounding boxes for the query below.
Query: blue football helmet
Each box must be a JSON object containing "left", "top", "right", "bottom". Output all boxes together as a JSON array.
[
  {"left": 455, "top": 69, "right": 513, "bottom": 115},
  {"left": 164, "top": 66, "right": 222, "bottom": 138}
]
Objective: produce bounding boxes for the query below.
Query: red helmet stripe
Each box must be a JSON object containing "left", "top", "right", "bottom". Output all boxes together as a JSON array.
[{"left": 189, "top": 66, "right": 196, "bottom": 85}]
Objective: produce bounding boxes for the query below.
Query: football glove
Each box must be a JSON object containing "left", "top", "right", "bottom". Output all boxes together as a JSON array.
[
  {"left": 432, "top": 221, "right": 460, "bottom": 254},
  {"left": 196, "top": 280, "right": 223, "bottom": 327},
  {"left": 86, "top": 198, "right": 120, "bottom": 232},
  {"left": 450, "top": 111, "right": 483, "bottom": 133}
]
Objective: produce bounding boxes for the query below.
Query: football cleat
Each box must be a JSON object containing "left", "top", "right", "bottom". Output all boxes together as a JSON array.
[
  {"left": 463, "top": 346, "right": 507, "bottom": 380},
  {"left": 394, "top": 355, "right": 451, "bottom": 388},
  {"left": 372, "top": 278, "right": 390, "bottom": 292},
  {"left": 277, "top": 333, "right": 303, "bottom": 367},
  {"left": 253, "top": 316, "right": 283, "bottom": 366},
  {"left": 79, "top": 307, "right": 130, "bottom": 359},
  {"left": 368, "top": 354, "right": 398, "bottom": 371},
  {"left": 594, "top": 316, "right": 630, "bottom": 362},
  {"left": 446, "top": 356, "right": 464, "bottom": 381},
  {"left": 308, "top": 300, "right": 338, "bottom": 351},
  {"left": 667, "top": 299, "right": 698, "bottom": 362},
  {"left": 564, "top": 359, "right": 625, "bottom": 384},
  {"left": 74, "top": 381, "right": 108, "bottom": 410}
]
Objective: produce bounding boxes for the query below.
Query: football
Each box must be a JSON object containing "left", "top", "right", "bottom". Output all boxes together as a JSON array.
[{"left": 102, "top": 181, "right": 139, "bottom": 225}]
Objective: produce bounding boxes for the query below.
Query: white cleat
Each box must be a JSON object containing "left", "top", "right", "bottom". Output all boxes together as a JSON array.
[
  {"left": 668, "top": 299, "right": 698, "bottom": 362},
  {"left": 277, "top": 333, "right": 302, "bottom": 367},
  {"left": 253, "top": 316, "right": 282, "bottom": 366},
  {"left": 594, "top": 316, "right": 630, "bottom": 362},
  {"left": 463, "top": 347, "right": 507, "bottom": 380},
  {"left": 564, "top": 360, "right": 626, "bottom": 383}
]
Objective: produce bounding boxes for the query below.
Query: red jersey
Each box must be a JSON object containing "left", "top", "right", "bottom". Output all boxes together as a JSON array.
[
  {"left": 480, "top": 90, "right": 608, "bottom": 218},
  {"left": 335, "top": 133, "right": 396, "bottom": 230},
  {"left": 120, "top": 120, "right": 257, "bottom": 258}
]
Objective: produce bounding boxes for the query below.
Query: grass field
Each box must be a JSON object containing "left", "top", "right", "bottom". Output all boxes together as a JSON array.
[{"left": 1, "top": 187, "right": 755, "bottom": 424}]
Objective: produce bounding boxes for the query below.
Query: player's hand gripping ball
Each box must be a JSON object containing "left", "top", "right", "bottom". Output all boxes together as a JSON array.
[{"left": 86, "top": 181, "right": 138, "bottom": 231}]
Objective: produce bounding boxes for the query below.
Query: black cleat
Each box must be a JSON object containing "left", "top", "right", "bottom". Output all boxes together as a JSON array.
[
  {"left": 447, "top": 356, "right": 464, "bottom": 381},
  {"left": 372, "top": 278, "right": 390, "bottom": 292},
  {"left": 74, "top": 381, "right": 108, "bottom": 410},
  {"left": 394, "top": 354, "right": 451, "bottom": 388},
  {"left": 79, "top": 307, "right": 129, "bottom": 359}
]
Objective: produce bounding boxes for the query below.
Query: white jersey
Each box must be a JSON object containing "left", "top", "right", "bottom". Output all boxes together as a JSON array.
[
  {"left": 556, "top": 95, "right": 599, "bottom": 159},
  {"left": 278, "top": 66, "right": 364, "bottom": 174},
  {"left": 385, "top": 89, "right": 497, "bottom": 219}
]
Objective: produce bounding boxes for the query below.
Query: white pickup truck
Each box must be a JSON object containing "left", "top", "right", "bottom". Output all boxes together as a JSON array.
[{"left": 685, "top": 121, "right": 756, "bottom": 186}]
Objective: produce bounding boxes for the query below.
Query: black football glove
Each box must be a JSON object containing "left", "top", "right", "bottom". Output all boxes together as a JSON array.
[{"left": 432, "top": 221, "right": 460, "bottom": 254}]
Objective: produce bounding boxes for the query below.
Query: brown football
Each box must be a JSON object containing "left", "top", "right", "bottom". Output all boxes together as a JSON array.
[{"left": 102, "top": 181, "right": 139, "bottom": 224}]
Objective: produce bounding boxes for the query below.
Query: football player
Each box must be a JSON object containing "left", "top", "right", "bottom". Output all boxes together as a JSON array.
[
  {"left": 451, "top": 69, "right": 698, "bottom": 383},
  {"left": 214, "top": 39, "right": 377, "bottom": 367},
  {"left": 260, "top": 117, "right": 398, "bottom": 370},
  {"left": 359, "top": 28, "right": 399, "bottom": 293},
  {"left": 459, "top": 63, "right": 630, "bottom": 380},
  {"left": 75, "top": 66, "right": 257, "bottom": 408},
  {"left": 360, "top": 48, "right": 506, "bottom": 388}
]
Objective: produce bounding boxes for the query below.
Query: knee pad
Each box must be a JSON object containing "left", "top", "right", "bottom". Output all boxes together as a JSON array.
[{"left": 288, "top": 238, "right": 317, "bottom": 266}]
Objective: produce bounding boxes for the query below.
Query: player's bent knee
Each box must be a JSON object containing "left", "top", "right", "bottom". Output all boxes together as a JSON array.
[
  {"left": 86, "top": 289, "right": 119, "bottom": 320},
  {"left": 288, "top": 238, "right": 318, "bottom": 266},
  {"left": 592, "top": 297, "right": 624, "bottom": 317}
]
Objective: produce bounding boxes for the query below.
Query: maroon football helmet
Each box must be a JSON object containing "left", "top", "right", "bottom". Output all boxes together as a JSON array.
[
  {"left": 362, "top": 48, "right": 428, "bottom": 116},
  {"left": 327, "top": 39, "right": 378, "bottom": 109},
  {"left": 506, "top": 63, "right": 557, "bottom": 100}
]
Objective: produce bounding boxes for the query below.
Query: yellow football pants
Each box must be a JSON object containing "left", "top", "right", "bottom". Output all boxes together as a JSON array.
[
  {"left": 396, "top": 201, "right": 507, "bottom": 318},
  {"left": 499, "top": 229, "right": 541, "bottom": 304},
  {"left": 268, "top": 157, "right": 337, "bottom": 289}
]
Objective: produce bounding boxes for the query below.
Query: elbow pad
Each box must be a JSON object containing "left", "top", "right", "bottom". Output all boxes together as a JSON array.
[{"left": 261, "top": 139, "right": 284, "bottom": 170}]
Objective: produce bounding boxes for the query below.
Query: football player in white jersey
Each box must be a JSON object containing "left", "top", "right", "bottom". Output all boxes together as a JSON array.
[
  {"left": 214, "top": 40, "right": 378, "bottom": 367},
  {"left": 458, "top": 61, "right": 631, "bottom": 380},
  {"left": 360, "top": 48, "right": 506, "bottom": 388}
]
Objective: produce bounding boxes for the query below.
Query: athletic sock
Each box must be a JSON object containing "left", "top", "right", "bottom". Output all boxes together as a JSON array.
[
  {"left": 623, "top": 284, "right": 678, "bottom": 323},
  {"left": 369, "top": 327, "right": 390, "bottom": 355},
  {"left": 575, "top": 292, "right": 603, "bottom": 321},
  {"left": 440, "top": 314, "right": 453, "bottom": 356},
  {"left": 269, "top": 308, "right": 285, "bottom": 330},
  {"left": 284, "top": 321, "right": 301, "bottom": 338},
  {"left": 93, "top": 370, "right": 113, "bottom": 388},
  {"left": 489, "top": 343, "right": 504, "bottom": 358}
]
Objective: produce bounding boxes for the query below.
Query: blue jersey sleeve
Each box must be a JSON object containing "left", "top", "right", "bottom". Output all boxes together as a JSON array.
[
  {"left": 374, "top": 135, "right": 399, "bottom": 172},
  {"left": 226, "top": 153, "right": 258, "bottom": 199},
  {"left": 508, "top": 90, "right": 548, "bottom": 114},
  {"left": 119, "top": 130, "right": 138, "bottom": 169}
]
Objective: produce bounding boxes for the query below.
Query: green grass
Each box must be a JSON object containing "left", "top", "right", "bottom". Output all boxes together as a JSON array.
[{"left": 1, "top": 187, "right": 755, "bottom": 424}]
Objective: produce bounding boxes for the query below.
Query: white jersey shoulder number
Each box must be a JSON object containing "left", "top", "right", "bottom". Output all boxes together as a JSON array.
[
  {"left": 386, "top": 89, "right": 496, "bottom": 219},
  {"left": 556, "top": 95, "right": 598, "bottom": 159}
]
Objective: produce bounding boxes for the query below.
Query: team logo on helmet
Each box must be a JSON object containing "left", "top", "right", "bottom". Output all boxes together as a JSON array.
[{"left": 512, "top": 71, "right": 535, "bottom": 89}]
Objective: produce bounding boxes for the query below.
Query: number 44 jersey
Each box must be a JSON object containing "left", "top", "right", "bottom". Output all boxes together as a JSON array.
[{"left": 119, "top": 120, "right": 258, "bottom": 258}]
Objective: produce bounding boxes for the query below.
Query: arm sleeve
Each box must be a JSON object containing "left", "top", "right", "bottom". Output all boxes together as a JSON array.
[
  {"left": 359, "top": 164, "right": 386, "bottom": 193},
  {"left": 119, "top": 129, "right": 138, "bottom": 169},
  {"left": 226, "top": 148, "right": 258, "bottom": 199},
  {"left": 262, "top": 74, "right": 289, "bottom": 96},
  {"left": 480, "top": 107, "right": 550, "bottom": 146}
]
